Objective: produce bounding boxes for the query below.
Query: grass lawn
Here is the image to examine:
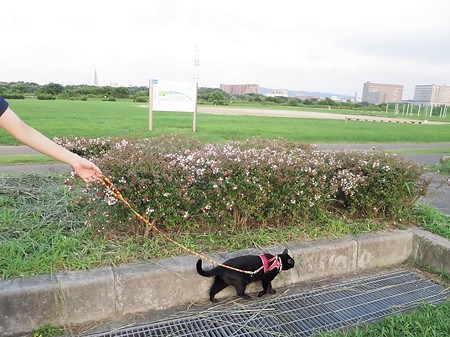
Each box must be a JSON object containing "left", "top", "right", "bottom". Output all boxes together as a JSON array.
[
  {"left": 318, "top": 301, "right": 450, "bottom": 337},
  {"left": 0, "top": 99, "right": 449, "bottom": 144},
  {"left": 0, "top": 154, "right": 58, "bottom": 165}
]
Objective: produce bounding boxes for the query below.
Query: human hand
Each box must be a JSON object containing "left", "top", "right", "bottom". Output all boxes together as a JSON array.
[{"left": 70, "top": 157, "right": 103, "bottom": 183}]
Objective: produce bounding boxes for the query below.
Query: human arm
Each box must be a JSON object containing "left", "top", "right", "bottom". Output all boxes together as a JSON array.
[{"left": 0, "top": 106, "right": 102, "bottom": 183}]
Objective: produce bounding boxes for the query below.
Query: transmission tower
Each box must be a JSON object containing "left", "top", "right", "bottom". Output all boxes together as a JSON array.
[{"left": 93, "top": 69, "right": 98, "bottom": 86}]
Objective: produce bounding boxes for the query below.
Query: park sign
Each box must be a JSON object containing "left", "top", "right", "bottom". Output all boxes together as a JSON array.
[{"left": 149, "top": 79, "right": 198, "bottom": 132}]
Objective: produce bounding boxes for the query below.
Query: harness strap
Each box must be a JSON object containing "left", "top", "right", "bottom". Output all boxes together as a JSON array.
[{"left": 254, "top": 254, "right": 282, "bottom": 274}]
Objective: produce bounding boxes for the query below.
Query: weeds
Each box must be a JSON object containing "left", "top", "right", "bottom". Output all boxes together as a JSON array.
[
  {"left": 32, "top": 323, "right": 64, "bottom": 337},
  {"left": 427, "top": 156, "right": 450, "bottom": 176},
  {"left": 317, "top": 302, "right": 450, "bottom": 337},
  {"left": 414, "top": 204, "right": 450, "bottom": 240}
]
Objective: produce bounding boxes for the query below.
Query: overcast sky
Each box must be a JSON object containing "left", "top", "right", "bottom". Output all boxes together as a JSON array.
[{"left": 2, "top": 0, "right": 449, "bottom": 99}]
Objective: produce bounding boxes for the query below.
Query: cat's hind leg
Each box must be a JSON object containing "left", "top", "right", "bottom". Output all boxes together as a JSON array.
[
  {"left": 209, "top": 277, "right": 228, "bottom": 303},
  {"left": 233, "top": 281, "right": 252, "bottom": 300}
]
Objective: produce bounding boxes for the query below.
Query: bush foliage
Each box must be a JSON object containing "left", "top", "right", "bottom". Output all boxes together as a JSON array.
[{"left": 59, "top": 136, "right": 429, "bottom": 237}]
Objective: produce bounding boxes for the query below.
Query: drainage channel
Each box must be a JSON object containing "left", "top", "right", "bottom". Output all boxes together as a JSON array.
[{"left": 87, "top": 268, "right": 449, "bottom": 337}]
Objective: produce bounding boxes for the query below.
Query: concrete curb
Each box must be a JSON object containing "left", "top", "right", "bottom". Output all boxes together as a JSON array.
[
  {"left": 411, "top": 227, "right": 450, "bottom": 274},
  {"left": 1, "top": 228, "right": 449, "bottom": 336}
]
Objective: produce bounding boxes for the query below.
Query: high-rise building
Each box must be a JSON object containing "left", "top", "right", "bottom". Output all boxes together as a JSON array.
[
  {"left": 414, "top": 84, "right": 450, "bottom": 105},
  {"left": 220, "top": 84, "right": 259, "bottom": 95},
  {"left": 362, "top": 82, "right": 403, "bottom": 104}
]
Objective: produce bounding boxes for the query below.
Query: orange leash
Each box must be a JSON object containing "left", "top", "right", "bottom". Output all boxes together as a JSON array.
[{"left": 98, "top": 176, "right": 254, "bottom": 275}]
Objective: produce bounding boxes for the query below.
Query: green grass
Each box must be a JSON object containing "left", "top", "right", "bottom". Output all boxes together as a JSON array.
[
  {"left": 414, "top": 205, "right": 450, "bottom": 239},
  {"left": 0, "top": 154, "right": 58, "bottom": 165},
  {"left": 31, "top": 323, "right": 65, "bottom": 337},
  {"left": 387, "top": 148, "right": 450, "bottom": 155},
  {"left": 427, "top": 158, "right": 450, "bottom": 176},
  {"left": 317, "top": 302, "right": 450, "bottom": 337},
  {"left": 1, "top": 99, "right": 449, "bottom": 144}
]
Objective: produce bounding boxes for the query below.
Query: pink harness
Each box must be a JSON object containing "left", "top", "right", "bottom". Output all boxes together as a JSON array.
[{"left": 254, "top": 254, "right": 282, "bottom": 274}]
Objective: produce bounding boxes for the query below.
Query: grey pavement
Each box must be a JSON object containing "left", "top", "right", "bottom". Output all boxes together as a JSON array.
[
  {"left": 0, "top": 145, "right": 72, "bottom": 174},
  {"left": 198, "top": 106, "right": 450, "bottom": 125}
]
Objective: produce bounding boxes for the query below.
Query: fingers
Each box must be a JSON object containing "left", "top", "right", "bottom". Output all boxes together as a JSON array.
[{"left": 83, "top": 172, "right": 102, "bottom": 184}]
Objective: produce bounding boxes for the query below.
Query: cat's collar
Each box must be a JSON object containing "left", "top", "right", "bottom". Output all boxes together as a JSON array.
[{"left": 277, "top": 256, "right": 283, "bottom": 271}]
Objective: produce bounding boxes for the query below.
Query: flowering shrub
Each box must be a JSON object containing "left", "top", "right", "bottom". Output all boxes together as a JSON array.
[{"left": 61, "top": 136, "right": 428, "bottom": 237}]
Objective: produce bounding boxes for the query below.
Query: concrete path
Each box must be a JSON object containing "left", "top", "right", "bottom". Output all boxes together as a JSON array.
[{"left": 198, "top": 106, "right": 450, "bottom": 125}]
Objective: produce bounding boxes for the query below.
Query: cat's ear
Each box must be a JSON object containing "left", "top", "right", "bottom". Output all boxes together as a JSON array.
[{"left": 282, "top": 248, "right": 288, "bottom": 255}]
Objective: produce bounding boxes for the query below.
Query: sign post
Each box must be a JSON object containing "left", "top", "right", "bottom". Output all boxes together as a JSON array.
[{"left": 148, "top": 79, "right": 198, "bottom": 132}]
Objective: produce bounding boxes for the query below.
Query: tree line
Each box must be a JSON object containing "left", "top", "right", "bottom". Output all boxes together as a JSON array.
[
  {"left": 0, "top": 81, "right": 149, "bottom": 102},
  {"left": 0, "top": 81, "right": 377, "bottom": 110}
]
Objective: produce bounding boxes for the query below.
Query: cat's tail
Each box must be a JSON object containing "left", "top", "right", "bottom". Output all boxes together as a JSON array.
[{"left": 196, "top": 259, "right": 218, "bottom": 277}]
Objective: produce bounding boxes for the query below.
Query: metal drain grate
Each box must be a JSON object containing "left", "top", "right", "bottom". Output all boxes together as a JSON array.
[{"left": 89, "top": 268, "right": 449, "bottom": 337}]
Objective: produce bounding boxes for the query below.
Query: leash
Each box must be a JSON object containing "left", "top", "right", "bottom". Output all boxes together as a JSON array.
[{"left": 98, "top": 176, "right": 255, "bottom": 276}]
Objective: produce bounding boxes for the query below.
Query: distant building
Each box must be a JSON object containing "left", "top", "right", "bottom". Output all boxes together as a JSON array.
[
  {"left": 330, "top": 95, "right": 341, "bottom": 101},
  {"left": 274, "top": 89, "right": 288, "bottom": 97},
  {"left": 362, "top": 82, "right": 403, "bottom": 104},
  {"left": 413, "top": 84, "right": 450, "bottom": 105},
  {"left": 265, "top": 89, "right": 288, "bottom": 98},
  {"left": 220, "top": 84, "right": 259, "bottom": 95},
  {"left": 295, "top": 94, "right": 322, "bottom": 100}
]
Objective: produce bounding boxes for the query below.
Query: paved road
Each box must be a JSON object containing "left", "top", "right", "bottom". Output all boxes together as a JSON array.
[
  {"left": 1, "top": 144, "right": 449, "bottom": 215},
  {"left": 197, "top": 106, "right": 449, "bottom": 125}
]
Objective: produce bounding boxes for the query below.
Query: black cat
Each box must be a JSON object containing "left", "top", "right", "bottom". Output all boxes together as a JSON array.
[{"left": 196, "top": 249, "right": 295, "bottom": 302}]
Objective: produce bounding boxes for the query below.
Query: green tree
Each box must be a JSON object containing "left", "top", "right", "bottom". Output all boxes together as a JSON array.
[
  {"left": 113, "top": 87, "right": 130, "bottom": 99},
  {"left": 39, "top": 83, "right": 64, "bottom": 96},
  {"left": 320, "top": 97, "right": 337, "bottom": 106},
  {"left": 210, "top": 90, "right": 226, "bottom": 102}
]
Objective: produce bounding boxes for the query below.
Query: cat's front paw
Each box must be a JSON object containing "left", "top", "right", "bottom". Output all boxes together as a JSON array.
[{"left": 257, "top": 291, "right": 266, "bottom": 297}]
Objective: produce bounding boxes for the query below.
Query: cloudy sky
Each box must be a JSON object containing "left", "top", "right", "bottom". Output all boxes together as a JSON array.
[{"left": 2, "top": 0, "right": 449, "bottom": 99}]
